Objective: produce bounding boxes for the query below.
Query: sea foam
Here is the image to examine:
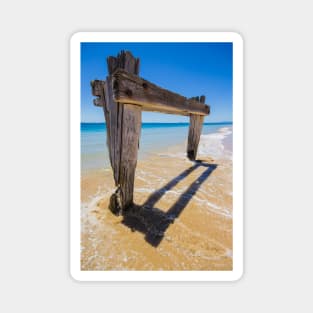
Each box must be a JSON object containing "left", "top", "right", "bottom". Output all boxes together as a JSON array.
[{"left": 198, "top": 127, "right": 232, "bottom": 159}]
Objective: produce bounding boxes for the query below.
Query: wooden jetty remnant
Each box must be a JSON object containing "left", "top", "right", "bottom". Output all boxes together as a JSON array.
[{"left": 91, "top": 50, "right": 210, "bottom": 215}]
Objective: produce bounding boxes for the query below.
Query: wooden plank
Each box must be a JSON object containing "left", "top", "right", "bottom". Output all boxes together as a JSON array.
[
  {"left": 187, "top": 105, "right": 205, "bottom": 161},
  {"left": 119, "top": 103, "right": 141, "bottom": 208},
  {"left": 105, "top": 77, "right": 120, "bottom": 181},
  {"left": 104, "top": 51, "right": 142, "bottom": 214},
  {"left": 112, "top": 69, "right": 210, "bottom": 116},
  {"left": 187, "top": 115, "right": 204, "bottom": 160}
]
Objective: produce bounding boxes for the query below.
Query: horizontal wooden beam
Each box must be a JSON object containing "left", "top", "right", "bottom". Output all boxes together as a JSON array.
[{"left": 111, "top": 70, "right": 210, "bottom": 116}]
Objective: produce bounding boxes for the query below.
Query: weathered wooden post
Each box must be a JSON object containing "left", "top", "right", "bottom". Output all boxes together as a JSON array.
[
  {"left": 105, "top": 51, "right": 141, "bottom": 214},
  {"left": 92, "top": 51, "right": 141, "bottom": 215},
  {"left": 91, "top": 50, "right": 210, "bottom": 216},
  {"left": 187, "top": 96, "right": 206, "bottom": 160}
]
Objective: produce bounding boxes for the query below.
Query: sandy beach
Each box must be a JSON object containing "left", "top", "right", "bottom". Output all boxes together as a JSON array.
[{"left": 81, "top": 127, "right": 233, "bottom": 271}]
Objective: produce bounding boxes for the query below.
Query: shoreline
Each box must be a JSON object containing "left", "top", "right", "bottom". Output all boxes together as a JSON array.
[
  {"left": 81, "top": 122, "right": 232, "bottom": 173},
  {"left": 81, "top": 126, "right": 233, "bottom": 270}
]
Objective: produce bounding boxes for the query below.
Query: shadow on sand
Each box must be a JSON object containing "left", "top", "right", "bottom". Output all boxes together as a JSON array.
[{"left": 121, "top": 161, "right": 217, "bottom": 247}]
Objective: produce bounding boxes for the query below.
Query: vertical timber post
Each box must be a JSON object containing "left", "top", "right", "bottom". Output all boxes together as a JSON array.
[
  {"left": 104, "top": 51, "right": 141, "bottom": 215},
  {"left": 187, "top": 96, "right": 205, "bottom": 161}
]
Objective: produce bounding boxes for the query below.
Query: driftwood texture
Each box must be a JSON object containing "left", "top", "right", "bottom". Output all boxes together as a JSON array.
[
  {"left": 104, "top": 51, "right": 141, "bottom": 214},
  {"left": 187, "top": 115, "right": 204, "bottom": 160},
  {"left": 91, "top": 80, "right": 106, "bottom": 107},
  {"left": 112, "top": 69, "right": 210, "bottom": 116},
  {"left": 187, "top": 96, "right": 206, "bottom": 160}
]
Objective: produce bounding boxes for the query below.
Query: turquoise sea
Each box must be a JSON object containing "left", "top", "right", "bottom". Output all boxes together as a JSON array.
[{"left": 81, "top": 122, "right": 232, "bottom": 171}]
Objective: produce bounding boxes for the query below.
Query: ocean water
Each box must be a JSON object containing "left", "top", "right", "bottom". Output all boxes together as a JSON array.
[{"left": 81, "top": 122, "right": 232, "bottom": 171}]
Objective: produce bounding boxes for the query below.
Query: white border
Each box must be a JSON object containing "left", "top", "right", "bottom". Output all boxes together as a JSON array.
[{"left": 70, "top": 32, "right": 243, "bottom": 281}]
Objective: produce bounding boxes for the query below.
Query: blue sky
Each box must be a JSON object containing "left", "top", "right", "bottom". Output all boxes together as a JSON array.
[{"left": 81, "top": 42, "right": 232, "bottom": 123}]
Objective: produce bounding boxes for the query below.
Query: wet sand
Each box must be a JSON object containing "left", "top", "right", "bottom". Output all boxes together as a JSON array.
[{"left": 81, "top": 132, "right": 233, "bottom": 271}]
